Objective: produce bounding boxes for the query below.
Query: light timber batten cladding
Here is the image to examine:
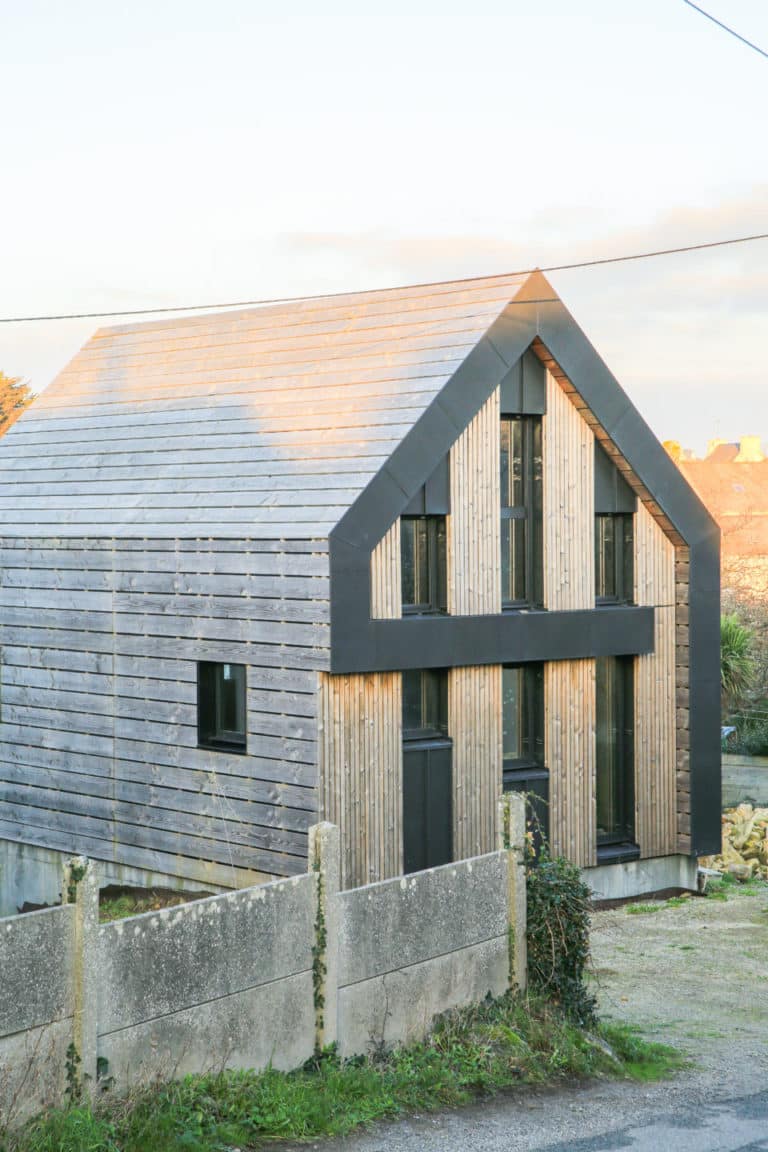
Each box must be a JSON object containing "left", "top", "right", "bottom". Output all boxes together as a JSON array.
[
  {"left": 450, "top": 666, "right": 502, "bottom": 860},
  {"left": 318, "top": 671, "right": 403, "bottom": 889},
  {"left": 547, "top": 659, "right": 596, "bottom": 868},
  {"left": 675, "top": 548, "right": 691, "bottom": 853},
  {"left": 0, "top": 535, "right": 330, "bottom": 888},
  {"left": 634, "top": 503, "right": 678, "bottom": 858},
  {"left": 542, "top": 369, "right": 594, "bottom": 611},
  {"left": 370, "top": 520, "right": 401, "bottom": 620},
  {"left": 448, "top": 388, "right": 501, "bottom": 616}
]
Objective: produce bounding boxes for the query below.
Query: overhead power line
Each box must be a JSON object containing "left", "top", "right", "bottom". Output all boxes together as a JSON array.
[
  {"left": 1, "top": 230, "right": 768, "bottom": 325},
  {"left": 682, "top": 0, "right": 768, "bottom": 60}
]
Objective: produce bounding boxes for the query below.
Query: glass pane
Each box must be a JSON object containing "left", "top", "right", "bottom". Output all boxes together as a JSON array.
[
  {"left": 435, "top": 518, "right": 447, "bottom": 612},
  {"left": 531, "top": 421, "right": 543, "bottom": 606},
  {"left": 502, "top": 667, "right": 522, "bottom": 760},
  {"left": 413, "top": 519, "right": 429, "bottom": 604},
  {"left": 596, "top": 515, "right": 617, "bottom": 599},
  {"left": 402, "top": 670, "right": 423, "bottom": 732},
  {"left": 622, "top": 515, "right": 634, "bottom": 602},
  {"left": 401, "top": 519, "right": 416, "bottom": 605},
  {"left": 596, "top": 657, "right": 619, "bottom": 840},
  {"left": 511, "top": 419, "right": 524, "bottom": 505},
  {"left": 500, "top": 420, "right": 511, "bottom": 508}
]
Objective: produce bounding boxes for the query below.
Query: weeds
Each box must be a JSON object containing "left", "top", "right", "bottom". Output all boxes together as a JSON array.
[{"left": 1, "top": 993, "right": 682, "bottom": 1152}]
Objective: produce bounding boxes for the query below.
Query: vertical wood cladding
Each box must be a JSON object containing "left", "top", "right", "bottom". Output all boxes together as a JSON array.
[
  {"left": 542, "top": 371, "right": 595, "bottom": 611},
  {"left": 318, "top": 671, "right": 402, "bottom": 889},
  {"left": 547, "top": 659, "right": 596, "bottom": 868},
  {"left": 370, "top": 520, "right": 401, "bottom": 620},
  {"left": 449, "top": 665, "right": 502, "bottom": 860},
  {"left": 634, "top": 503, "right": 678, "bottom": 858},
  {"left": 448, "top": 389, "right": 501, "bottom": 616}
]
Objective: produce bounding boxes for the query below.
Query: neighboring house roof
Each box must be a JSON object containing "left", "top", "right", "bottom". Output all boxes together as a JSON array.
[
  {"left": 0, "top": 274, "right": 528, "bottom": 538},
  {"left": 677, "top": 444, "right": 768, "bottom": 561}
]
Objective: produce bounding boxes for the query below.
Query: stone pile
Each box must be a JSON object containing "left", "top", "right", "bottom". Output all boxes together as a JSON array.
[{"left": 701, "top": 804, "right": 768, "bottom": 881}]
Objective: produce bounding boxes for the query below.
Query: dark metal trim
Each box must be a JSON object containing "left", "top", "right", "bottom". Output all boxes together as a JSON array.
[
  {"left": 332, "top": 605, "right": 654, "bottom": 673},
  {"left": 328, "top": 271, "right": 721, "bottom": 855},
  {"left": 595, "top": 842, "right": 641, "bottom": 866}
]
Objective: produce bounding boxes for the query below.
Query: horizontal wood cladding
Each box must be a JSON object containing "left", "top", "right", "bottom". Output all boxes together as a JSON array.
[
  {"left": 370, "top": 520, "right": 401, "bottom": 620},
  {"left": 0, "top": 536, "right": 330, "bottom": 887},
  {"left": 543, "top": 370, "right": 595, "bottom": 610},
  {"left": 318, "top": 671, "right": 402, "bottom": 889},
  {"left": 448, "top": 389, "right": 501, "bottom": 615},
  {"left": 1, "top": 278, "right": 526, "bottom": 539},
  {"left": 547, "top": 659, "right": 596, "bottom": 868},
  {"left": 449, "top": 665, "right": 502, "bottom": 860}
]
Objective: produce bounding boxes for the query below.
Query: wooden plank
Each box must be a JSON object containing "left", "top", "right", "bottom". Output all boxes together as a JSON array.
[
  {"left": 318, "top": 671, "right": 402, "bottom": 889},
  {"left": 370, "top": 519, "right": 401, "bottom": 619},
  {"left": 449, "top": 665, "right": 502, "bottom": 860},
  {"left": 547, "top": 659, "right": 596, "bottom": 868},
  {"left": 543, "top": 369, "right": 594, "bottom": 610},
  {"left": 448, "top": 389, "right": 501, "bottom": 615}
]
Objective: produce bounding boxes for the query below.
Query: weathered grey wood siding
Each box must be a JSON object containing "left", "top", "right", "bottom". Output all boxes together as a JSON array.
[{"left": 0, "top": 537, "right": 329, "bottom": 888}]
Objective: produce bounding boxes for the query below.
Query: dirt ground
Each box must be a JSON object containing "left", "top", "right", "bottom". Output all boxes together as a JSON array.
[
  {"left": 591, "top": 885, "right": 768, "bottom": 1096},
  {"left": 311, "top": 884, "right": 768, "bottom": 1151}
]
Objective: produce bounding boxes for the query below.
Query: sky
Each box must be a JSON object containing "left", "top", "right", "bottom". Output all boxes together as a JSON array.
[{"left": 1, "top": 0, "right": 766, "bottom": 454}]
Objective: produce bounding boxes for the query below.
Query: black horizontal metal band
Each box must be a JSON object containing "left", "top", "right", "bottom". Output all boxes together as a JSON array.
[{"left": 330, "top": 605, "right": 654, "bottom": 675}]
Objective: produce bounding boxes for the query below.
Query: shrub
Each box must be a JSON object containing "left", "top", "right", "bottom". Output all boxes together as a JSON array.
[{"left": 526, "top": 854, "right": 597, "bottom": 1027}]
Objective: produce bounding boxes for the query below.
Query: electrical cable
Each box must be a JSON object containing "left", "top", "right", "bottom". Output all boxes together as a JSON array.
[
  {"left": 1, "top": 230, "right": 767, "bottom": 325},
  {"left": 682, "top": 0, "right": 768, "bottom": 60}
]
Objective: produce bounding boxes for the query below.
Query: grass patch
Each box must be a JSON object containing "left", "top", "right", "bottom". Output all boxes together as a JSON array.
[
  {"left": 1, "top": 993, "right": 684, "bottom": 1152},
  {"left": 600, "top": 1023, "right": 689, "bottom": 1082},
  {"left": 98, "top": 888, "right": 203, "bottom": 924},
  {"left": 626, "top": 903, "right": 664, "bottom": 915}
]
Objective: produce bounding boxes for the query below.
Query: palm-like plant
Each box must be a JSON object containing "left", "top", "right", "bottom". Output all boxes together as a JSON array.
[{"left": 721, "top": 613, "right": 755, "bottom": 716}]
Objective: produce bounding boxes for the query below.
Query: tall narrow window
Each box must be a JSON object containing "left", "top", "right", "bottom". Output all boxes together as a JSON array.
[
  {"left": 502, "top": 663, "right": 548, "bottom": 846},
  {"left": 198, "top": 662, "right": 247, "bottom": 752},
  {"left": 500, "top": 417, "right": 543, "bottom": 608},
  {"left": 595, "top": 513, "right": 634, "bottom": 603},
  {"left": 595, "top": 656, "right": 635, "bottom": 855},
  {"left": 401, "top": 515, "right": 447, "bottom": 614},
  {"left": 402, "top": 669, "right": 452, "bottom": 873}
]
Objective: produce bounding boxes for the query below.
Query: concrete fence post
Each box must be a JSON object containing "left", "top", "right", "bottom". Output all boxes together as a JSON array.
[
  {"left": 307, "top": 822, "right": 340, "bottom": 1053},
  {"left": 62, "top": 856, "right": 99, "bottom": 1101},
  {"left": 497, "top": 794, "right": 527, "bottom": 991}
]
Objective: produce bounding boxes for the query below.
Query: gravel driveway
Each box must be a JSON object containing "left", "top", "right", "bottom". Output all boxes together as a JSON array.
[{"left": 301, "top": 885, "right": 768, "bottom": 1152}]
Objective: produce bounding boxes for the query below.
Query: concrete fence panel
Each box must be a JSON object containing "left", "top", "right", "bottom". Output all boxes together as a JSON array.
[
  {"left": 0, "top": 904, "right": 75, "bottom": 1125},
  {"left": 336, "top": 853, "right": 510, "bottom": 1056},
  {"left": 97, "top": 873, "right": 317, "bottom": 1086},
  {"left": 0, "top": 795, "right": 528, "bottom": 1119}
]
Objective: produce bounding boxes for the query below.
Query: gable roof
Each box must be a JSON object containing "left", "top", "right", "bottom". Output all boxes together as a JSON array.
[{"left": 0, "top": 274, "right": 530, "bottom": 538}]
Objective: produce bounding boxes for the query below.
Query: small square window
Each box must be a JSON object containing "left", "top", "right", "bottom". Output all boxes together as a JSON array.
[{"left": 198, "top": 662, "right": 247, "bottom": 752}]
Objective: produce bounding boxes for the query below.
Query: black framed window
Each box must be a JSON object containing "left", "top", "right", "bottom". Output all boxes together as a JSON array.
[
  {"left": 401, "top": 515, "right": 447, "bottom": 614},
  {"left": 402, "top": 669, "right": 452, "bottom": 873},
  {"left": 500, "top": 416, "right": 543, "bottom": 608},
  {"left": 402, "top": 668, "right": 448, "bottom": 740},
  {"left": 198, "top": 662, "right": 247, "bottom": 752},
  {"left": 596, "top": 656, "right": 635, "bottom": 853},
  {"left": 595, "top": 513, "right": 634, "bottom": 604}
]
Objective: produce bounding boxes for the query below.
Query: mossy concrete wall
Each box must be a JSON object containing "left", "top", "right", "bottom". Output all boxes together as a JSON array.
[{"left": 0, "top": 800, "right": 527, "bottom": 1118}]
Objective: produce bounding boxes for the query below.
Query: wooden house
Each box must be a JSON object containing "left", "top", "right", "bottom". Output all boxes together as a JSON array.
[{"left": 0, "top": 272, "right": 720, "bottom": 909}]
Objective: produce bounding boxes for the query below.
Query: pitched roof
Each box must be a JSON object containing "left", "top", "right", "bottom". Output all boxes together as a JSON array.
[{"left": 0, "top": 274, "right": 530, "bottom": 538}]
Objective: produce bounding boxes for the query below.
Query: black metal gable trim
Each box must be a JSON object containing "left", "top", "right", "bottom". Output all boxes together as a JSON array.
[{"left": 328, "top": 271, "right": 721, "bottom": 857}]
